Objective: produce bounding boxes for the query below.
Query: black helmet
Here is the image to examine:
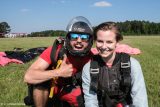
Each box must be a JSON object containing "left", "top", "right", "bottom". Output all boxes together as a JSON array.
[{"left": 65, "top": 16, "right": 93, "bottom": 57}]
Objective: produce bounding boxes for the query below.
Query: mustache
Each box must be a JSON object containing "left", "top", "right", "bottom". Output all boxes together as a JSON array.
[{"left": 75, "top": 42, "right": 83, "bottom": 46}]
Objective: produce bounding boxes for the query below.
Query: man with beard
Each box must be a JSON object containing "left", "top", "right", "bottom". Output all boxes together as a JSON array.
[{"left": 24, "top": 16, "right": 93, "bottom": 107}]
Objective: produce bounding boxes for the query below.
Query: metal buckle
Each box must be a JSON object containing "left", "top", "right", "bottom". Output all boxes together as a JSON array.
[
  {"left": 90, "top": 68, "right": 99, "bottom": 74},
  {"left": 121, "top": 62, "right": 130, "bottom": 68}
]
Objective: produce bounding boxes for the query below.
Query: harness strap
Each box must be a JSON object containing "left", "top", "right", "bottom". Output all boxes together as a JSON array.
[
  {"left": 98, "top": 90, "right": 115, "bottom": 107},
  {"left": 50, "top": 37, "right": 65, "bottom": 67},
  {"left": 73, "top": 71, "right": 83, "bottom": 86},
  {"left": 90, "top": 55, "right": 100, "bottom": 92},
  {"left": 119, "top": 53, "right": 132, "bottom": 105},
  {"left": 90, "top": 53, "right": 132, "bottom": 107},
  {"left": 120, "top": 53, "right": 131, "bottom": 94},
  {"left": 49, "top": 37, "right": 65, "bottom": 98}
]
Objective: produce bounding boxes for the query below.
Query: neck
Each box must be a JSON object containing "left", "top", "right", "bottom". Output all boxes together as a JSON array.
[{"left": 102, "top": 52, "right": 116, "bottom": 66}]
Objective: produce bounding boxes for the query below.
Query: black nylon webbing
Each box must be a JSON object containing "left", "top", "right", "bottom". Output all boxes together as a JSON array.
[
  {"left": 90, "top": 53, "right": 132, "bottom": 106},
  {"left": 120, "top": 53, "right": 131, "bottom": 93},
  {"left": 120, "top": 53, "right": 132, "bottom": 104},
  {"left": 50, "top": 38, "right": 65, "bottom": 67},
  {"left": 50, "top": 39, "right": 59, "bottom": 66},
  {"left": 90, "top": 55, "right": 100, "bottom": 92}
]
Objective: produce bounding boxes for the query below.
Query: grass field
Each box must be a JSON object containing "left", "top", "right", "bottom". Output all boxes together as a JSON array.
[{"left": 0, "top": 36, "right": 160, "bottom": 107}]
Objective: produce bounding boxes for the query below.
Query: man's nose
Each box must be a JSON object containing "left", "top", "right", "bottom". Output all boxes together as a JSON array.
[{"left": 77, "top": 37, "right": 82, "bottom": 42}]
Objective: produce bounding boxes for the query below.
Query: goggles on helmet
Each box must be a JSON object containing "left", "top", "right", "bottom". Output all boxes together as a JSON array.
[
  {"left": 69, "top": 33, "right": 90, "bottom": 42},
  {"left": 65, "top": 16, "right": 93, "bottom": 57}
]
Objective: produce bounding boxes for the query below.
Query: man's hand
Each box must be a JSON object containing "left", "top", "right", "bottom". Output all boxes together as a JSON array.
[{"left": 58, "top": 55, "right": 73, "bottom": 77}]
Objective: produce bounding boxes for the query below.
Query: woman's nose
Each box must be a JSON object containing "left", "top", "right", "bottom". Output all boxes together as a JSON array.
[{"left": 101, "top": 43, "right": 107, "bottom": 48}]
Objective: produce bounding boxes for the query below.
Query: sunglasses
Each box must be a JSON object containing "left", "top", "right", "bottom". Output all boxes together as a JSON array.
[{"left": 69, "top": 33, "right": 90, "bottom": 42}]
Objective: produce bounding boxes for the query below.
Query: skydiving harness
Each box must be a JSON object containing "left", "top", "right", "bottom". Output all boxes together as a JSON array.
[
  {"left": 90, "top": 53, "right": 132, "bottom": 107},
  {"left": 24, "top": 37, "right": 83, "bottom": 106},
  {"left": 49, "top": 37, "right": 83, "bottom": 98},
  {"left": 49, "top": 37, "right": 65, "bottom": 98}
]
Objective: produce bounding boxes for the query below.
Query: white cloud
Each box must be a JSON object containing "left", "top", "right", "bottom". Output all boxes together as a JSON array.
[
  {"left": 20, "top": 9, "right": 30, "bottom": 12},
  {"left": 93, "top": 1, "right": 112, "bottom": 7}
]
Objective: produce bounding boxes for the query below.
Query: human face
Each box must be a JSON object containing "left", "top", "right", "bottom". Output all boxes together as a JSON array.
[
  {"left": 69, "top": 33, "right": 89, "bottom": 51},
  {"left": 96, "top": 30, "right": 118, "bottom": 58}
]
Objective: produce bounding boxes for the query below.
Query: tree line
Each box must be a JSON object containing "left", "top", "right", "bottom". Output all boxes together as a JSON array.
[
  {"left": 1, "top": 20, "right": 160, "bottom": 37},
  {"left": 27, "top": 30, "right": 66, "bottom": 37},
  {"left": 117, "top": 20, "right": 160, "bottom": 35}
]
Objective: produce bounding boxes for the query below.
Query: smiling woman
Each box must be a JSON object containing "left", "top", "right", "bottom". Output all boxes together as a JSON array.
[{"left": 82, "top": 22, "right": 148, "bottom": 107}]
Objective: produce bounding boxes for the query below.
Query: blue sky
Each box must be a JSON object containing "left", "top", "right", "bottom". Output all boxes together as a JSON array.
[{"left": 0, "top": 0, "right": 160, "bottom": 34}]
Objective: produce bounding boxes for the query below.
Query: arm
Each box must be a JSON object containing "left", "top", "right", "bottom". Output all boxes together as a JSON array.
[
  {"left": 82, "top": 62, "right": 99, "bottom": 107},
  {"left": 130, "top": 57, "right": 148, "bottom": 107},
  {"left": 24, "top": 55, "right": 73, "bottom": 84}
]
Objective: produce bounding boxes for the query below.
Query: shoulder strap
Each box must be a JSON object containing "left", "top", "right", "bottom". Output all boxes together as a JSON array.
[
  {"left": 120, "top": 53, "right": 131, "bottom": 93},
  {"left": 50, "top": 37, "right": 65, "bottom": 67},
  {"left": 90, "top": 55, "right": 100, "bottom": 92},
  {"left": 90, "top": 55, "right": 116, "bottom": 107}
]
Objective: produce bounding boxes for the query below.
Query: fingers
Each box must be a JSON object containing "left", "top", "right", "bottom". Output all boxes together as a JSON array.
[
  {"left": 58, "top": 54, "right": 73, "bottom": 77},
  {"left": 58, "top": 64, "right": 73, "bottom": 77}
]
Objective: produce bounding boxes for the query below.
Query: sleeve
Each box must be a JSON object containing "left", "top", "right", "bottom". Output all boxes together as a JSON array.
[
  {"left": 82, "top": 61, "right": 99, "bottom": 107},
  {"left": 40, "top": 46, "right": 52, "bottom": 64},
  {"left": 130, "top": 57, "right": 148, "bottom": 107}
]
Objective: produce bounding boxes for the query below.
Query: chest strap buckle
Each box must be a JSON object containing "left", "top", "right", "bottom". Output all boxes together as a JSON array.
[
  {"left": 90, "top": 68, "right": 99, "bottom": 74},
  {"left": 121, "top": 62, "right": 130, "bottom": 68}
]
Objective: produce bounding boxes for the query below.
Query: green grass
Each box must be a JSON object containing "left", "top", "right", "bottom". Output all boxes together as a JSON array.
[
  {"left": 0, "top": 37, "right": 55, "bottom": 106},
  {"left": 122, "top": 36, "right": 160, "bottom": 107},
  {"left": 0, "top": 36, "right": 160, "bottom": 107}
]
